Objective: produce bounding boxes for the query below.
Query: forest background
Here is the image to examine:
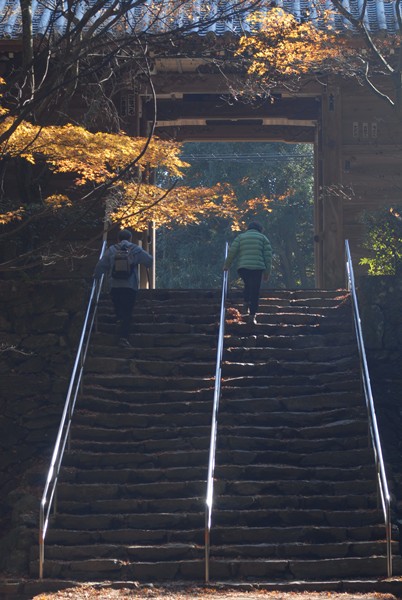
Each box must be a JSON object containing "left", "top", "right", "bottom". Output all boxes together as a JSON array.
[{"left": 156, "top": 141, "right": 314, "bottom": 290}]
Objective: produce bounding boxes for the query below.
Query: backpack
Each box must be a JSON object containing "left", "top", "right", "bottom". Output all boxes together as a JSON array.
[{"left": 111, "top": 244, "right": 134, "bottom": 280}]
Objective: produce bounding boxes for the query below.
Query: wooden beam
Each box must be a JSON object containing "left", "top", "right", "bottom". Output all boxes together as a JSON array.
[
  {"left": 154, "top": 124, "right": 315, "bottom": 143},
  {"left": 147, "top": 97, "right": 320, "bottom": 122}
]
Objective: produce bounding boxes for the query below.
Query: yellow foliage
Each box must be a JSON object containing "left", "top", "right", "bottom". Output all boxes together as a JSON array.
[
  {"left": 0, "top": 207, "right": 25, "bottom": 224},
  {"left": 44, "top": 194, "right": 73, "bottom": 209},
  {"left": 0, "top": 119, "right": 188, "bottom": 183},
  {"left": 107, "top": 182, "right": 239, "bottom": 231},
  {"left": 237, "top": 8, "right": 347, "bottom": 77}
]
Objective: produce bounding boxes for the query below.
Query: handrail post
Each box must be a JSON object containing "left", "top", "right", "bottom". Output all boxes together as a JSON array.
[
  {"left": 345, "top": 240, "right": 393, "bottom": 578},
  {"left": 204, "top": 243, "right": 228, "bottom": 583}
]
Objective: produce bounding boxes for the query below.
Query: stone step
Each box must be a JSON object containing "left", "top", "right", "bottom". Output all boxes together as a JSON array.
[
  {"left": 70, "top": 432, "right": 370, "bottom": 454},
  {"left": 91, "top": 345, "right": 217, "bottom": 361},
  {"left": 98, "top": 322, "right": 217, "bottom": 335},
  {"left": 31, "top": 542, "right": 203, "bottom": 562},
  {"left": 98, "top": 288, "right": 348, "bottom": 303},
  {"left": 216, "top": 447, "right": 374, "bottom": 468},
  {"left": 77, "top": 390, "right": 363, "bottom": 416},
  {"left": 56, "top": 491, "right": 378, "bottom": 516},
  {"left": 98, "top": 313, "right": 219, "bottom": 325},
  {"left": 43, "top": 526, "right": 199, "bottom": 546},
  {"left": 98, "top": 297, "right": 348, "bottom": 316},
  {"left": 56, "top": 477, "right": 378, "bottom": 504},
  {"left": 78, "top": 384, "right": 361, "bottom": 406},
  {"left": 211, "top": 508, "right": 381, "bottom": 528},
  {"left": 222, "top": 357, "right": 359, "bottom": 377},
  {"left": 97, "top": 307, "right": 352, "bottom": 326},
  {"left": 80, "top": 385, "right": 214, "bottom": 404},
  {"left": 60, "top": 464, "right": 375, "bottom": 485},
  {"left": 85, "top": 357, "right": 216, "bottom": 377},
  {"left": 81, "top": 373, "right": 215, "bottom": 392},
  {"left": 51, "top": 512, "right": 204, "bottom": 531},
  {"left": 63, "top": 449, "right": 209, "bottom": 469},
  {"left": 63, "top": 445, "right": 373, "bottom": 470},
  {"left": 224, "top": 332, "right": 355, "bottom": 349},
  {"left": 70, "top": 423, "right": 211, "bottom": 442},
  {"left": 91, "top": 331, "right": 355, "bottom": 350},
  {"left": 30, "top": 554, "right": 399, "bottom": 582},
  {"left": 57, "top": 497, "right": 204, "bottom": 515},
  {"left": 73, "top": 409, "right": 212, "bottom": 429},
  {"left": 44, "top": 523, "right": 386, "bottom": 547},
  {"left": 215, "top": 493, "right": 378, "bottom": 511},
  {"left": 214, "top": 464, "right": 376, "bottom": 483},
  {"left": 221, "top": 392, "right": 363, "bottom": 411},
  {"left": 82, "top": 370, "right": 360, "bottom": 393},
  {"left": 216, "top": 407, "right": 367, "bottom": 428},
  {"left": 225, "top": 319, "right": 352, "bottom": 334},
  {"left": 210, "top": 540, "right": 395, "bottom": 560},
  {"left": 228, "top": 299, "right": 351, "bottom": 310},
  {"left": 224, "top": 345, "right": 358, "bottom": 362},
  {"left": 70, "top": 419, "right": 368, "bottom": 444},
  {"left": 89, "top": 336, "right": 357, "bottom": 363},
  {"left": 221, "top": 376, "right": 361, "bottom": 396},
  {"left": 211, "top": 524, "right": 388, "bottom": 545},
  {"left": 93, "top": 331, "right": 217, "bottom": 348},
  {"left": 31, "top": 538, "right": 393, "bottom": 563},
  {"left": 96, "top": 320, "right": 351, "bottom": 337},
  {"left": 72, "top": 406, "right": 366, "bottom": 430},
  {"left": 50, "top": 508, "right": 381, "bottom": 531},
  {"left": 85, "top": 354, "right": 358, "bottom": 375},
  {"left": 57, "top": 481, "right": 207, "bottom": 501}
]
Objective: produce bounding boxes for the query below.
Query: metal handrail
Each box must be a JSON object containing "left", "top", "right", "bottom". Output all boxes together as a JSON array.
[
  {"left": 205, "top": 242, "right": 229, "bottom": 583},
  {"left": 345, "top": 240, "right": 393, "bottom": 577},
  {"left": 39, "top": 240, "right": 107, "bottom": 579}
]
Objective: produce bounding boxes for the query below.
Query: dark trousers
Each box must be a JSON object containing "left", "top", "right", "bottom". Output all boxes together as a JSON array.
[
  {"left": 110, "top": 287, "right": 137, "bottom": 339},
  {"left": 238, "top": 268, "right": 264, "bottom": 315}
]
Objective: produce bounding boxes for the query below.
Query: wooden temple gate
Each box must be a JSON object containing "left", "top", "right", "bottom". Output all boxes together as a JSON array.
[
  {"left": 122, "top": 57, "right": 402, "bottom": 289},
  {"left": 1, "top": 27, "right": 402, "bottom": 289}
]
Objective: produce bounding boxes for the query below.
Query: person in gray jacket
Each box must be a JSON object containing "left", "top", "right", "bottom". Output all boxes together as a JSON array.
[
  {"left": 224, "top": 221, "right": 272, "bottom": 324},
  {"left": 94, "top": 229, "right": 153, "bottom": 347}
]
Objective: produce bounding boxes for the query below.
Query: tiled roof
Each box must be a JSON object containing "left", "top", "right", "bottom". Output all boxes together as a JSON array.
[{"left": 0, "top": 0, "right": 398, "bottom": 40}]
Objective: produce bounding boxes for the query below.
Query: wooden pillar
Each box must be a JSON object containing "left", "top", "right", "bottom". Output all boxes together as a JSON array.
[
  {"left": 314, "top": 128, "right": 323, "bottom": 288},
  {"left": 320, "top": 85, "right": 344, "bottom": 289},
  {"left": 136, "top": 95, "right": 155, "bottom": 289}
]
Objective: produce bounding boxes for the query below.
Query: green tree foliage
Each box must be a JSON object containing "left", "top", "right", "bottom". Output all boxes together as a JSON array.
[
  {"left": 360, "top": 207, "right": 402, "bottom": 275},
  {"left": 156, "top": 141, "right": 314, "bottom": 289}
]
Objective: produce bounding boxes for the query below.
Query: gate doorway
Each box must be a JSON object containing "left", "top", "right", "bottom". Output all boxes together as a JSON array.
[
  {"left": 156, "top": 141, "right": 315, "bottom": 289},
  {"left": 136, "top": 80, "right": 344, "bottom": 289}
]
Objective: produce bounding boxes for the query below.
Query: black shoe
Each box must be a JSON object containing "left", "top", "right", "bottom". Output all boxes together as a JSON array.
[
  {"left": 243, "top": 303, "right": 250, "bottom": 315},
  {"left": 118, "top": 337, "right": 132, "bottom": 348}
]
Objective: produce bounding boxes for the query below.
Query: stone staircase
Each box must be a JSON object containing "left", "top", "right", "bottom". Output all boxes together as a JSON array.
[
  {"left": 31, "top": 288, "right": 400, "bottom": 582},
  {"left": 210, "top": 289, "right": 400, "bottom": 580}
]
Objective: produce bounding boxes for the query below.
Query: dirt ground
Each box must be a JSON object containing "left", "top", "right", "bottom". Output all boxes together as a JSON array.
[{"left": 31, "top": 586, "right": 401, "bottom": 600}]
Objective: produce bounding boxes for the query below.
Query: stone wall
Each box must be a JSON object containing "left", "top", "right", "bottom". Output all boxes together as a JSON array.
[
  {"left": 0, "top": 278, "right": 89, "bottom": 575},
  {"left": 358, "top": 274, "right": 402, "bottom": 367},
  {"left": 357, "top": 274, "right": 402, "bottom": 487}
]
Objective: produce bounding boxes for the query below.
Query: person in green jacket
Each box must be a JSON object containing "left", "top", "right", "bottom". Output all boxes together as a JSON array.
[{"left": 224, "top": 221, "right": 272, "bottom": 324}]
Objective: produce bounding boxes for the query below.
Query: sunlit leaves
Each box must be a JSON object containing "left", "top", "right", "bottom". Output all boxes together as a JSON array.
[
  {"left": 0, "top": 119, "right": 189, "bottom": 184},
  {"left": 0, "top": 208, "right": 25, "bottom": 224},
  {"left": 237, "top": 8, "right": 347, "bottom": 79},
  {"left": 360, "top": 206, "right": 402, "bottom": 275},
  {"left": 107, "top": 182, "right": 238, "bottom": 231}
]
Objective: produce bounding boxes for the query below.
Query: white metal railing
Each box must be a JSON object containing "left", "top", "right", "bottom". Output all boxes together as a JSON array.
[
  {"left": 205, "top": 242, "right": 229, "bottom": 582},
  {"left": 345, "top": 239, "right": 393, "bottom": 577},
  {"left": 39, "top": 241, "right": 107, "bottom": 579}
]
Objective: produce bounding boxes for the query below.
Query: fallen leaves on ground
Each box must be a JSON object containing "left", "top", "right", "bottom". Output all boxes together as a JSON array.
[{"left": 32, "top": 586, "right": 399, "bottom": 600}]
